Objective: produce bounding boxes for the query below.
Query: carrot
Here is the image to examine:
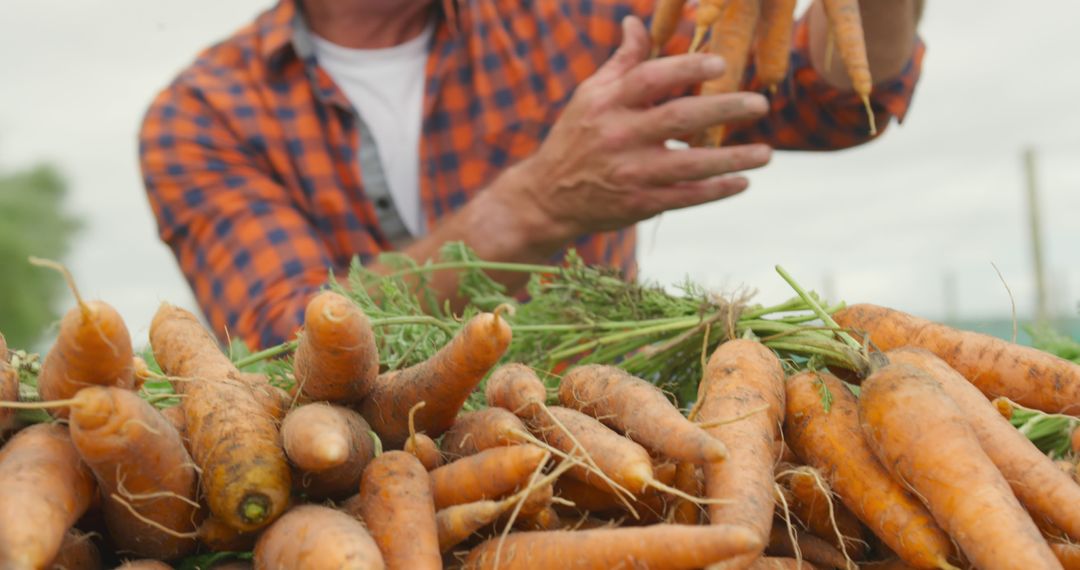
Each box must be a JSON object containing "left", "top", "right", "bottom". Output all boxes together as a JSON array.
[
  {"left": 783, "top": 369, "right": 956, "bottom": 568},
  {"left": 887, "top": 347, "right": 1080, "bottom": 543},
  {"left": 754, "top": 0, "right": 797, "bottom": 91},
  {"left": 49, "top": 530, "right": 102, "bottom": 570},
  {"left": 767, "top": 526, "right": 849, "bottom": 569},
  {"left": 462, "top": 523, "right": 762, "bottom": 569},
  {"left": 440, "top": 407, "right": 530, "bottom": 458},
  {"left": 360, "top": 310, "right": 511, "bottom": 448},
  {"left": 697, "top": 0, "right": 760, "bottom": 147},
  {"left": 0, "top": 423, "right": 96, "bottom": 570},
  {"left": 197, "top": 515, "right": 258, "bottom": 553},
  {"left": 242, "top": 374, "right": 292, "bottom": 421},
  {"left": 859, "top": 362, "right": 1061, "bottom": 569},
  {"left": 558, "top": 364, "right": 727, "bottom": 464},
  {"left": 30, "top": 258, "right": 134, "bottom": 418},
  {"left": 696, "top": 338, "right": 785, "bottom": 564},
  {"left": 835, "top": 303, "right": 1080, "bottom": 414},
  {"left": 150, "top": 303, "right": 291, "bottom": 532},
  {"left": 690, "top": 0, "right": 724, "bottom": 53},
  {"left": 821, "top": 0, "right": 876, "bottom": 134},
  {"left": 669, "top": 461, "right": 704, "bottom": 524},
  {"left": 159, "top": 405, "right": 186, "bottom": 438},
  {"left": 280, "top": 402, "right": 375, "bottom": 500},
  {"left": 253, "top": 504, "right": 384, "bottom": 570},
  {"left": 66, "top": 386, "right": 199, "bottom": 559},
  {"left": 553, "top": 475, "right": 670, "bottom": 522},
  {"left": 403, "top": 401, "right": 444, "bottom": 470},
  {"left": 775, "top": 464, "right": 866, "bottom": 559},
  {"left": 0, "top": 360, "right": 17, "bottom": 433},
  {"left": 429, "top": 444, "right": 549, "bottom": 510},
  {"left": 749, "top": 558, "right": 820, "bottom": 570},
  {"left": 513, "top": 505, "right": 561, "bottom": 531},
  {"left": 0, "top": 331, "right": 7, "bottom": 360},
  {"left": 357, "top": 450, "right": 440, "bottom": 569},
  {"left": 861, "top": 560, "right": 920, "bottom": 570},
  {"left": 1051, "top": 542, "right": 1080, "bottom": 570},
  {"left": 650, "top": 0, "right": 688, "bottom": 57},
  {"left": 292, "top": 290, "right": 379, "bottom": 403}
]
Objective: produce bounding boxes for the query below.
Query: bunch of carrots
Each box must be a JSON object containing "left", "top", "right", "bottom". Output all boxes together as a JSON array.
[
  {"left": 3, "top": 252, "right": 1080, "bottom": 570},
  {"left": 650, "top": 0, "right": 878, "bottom": 146}
]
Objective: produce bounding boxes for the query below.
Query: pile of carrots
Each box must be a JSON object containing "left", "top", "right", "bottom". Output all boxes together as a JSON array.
[
  {"left": 650, "top": 0, "right": 878, "bottom": 146},
  {"left": 3, "top": 256, "right": 1080, "bottom": 570}
]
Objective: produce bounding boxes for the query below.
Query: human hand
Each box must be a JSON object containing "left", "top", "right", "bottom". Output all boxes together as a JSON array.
[{"left": 500, "top": 15, "right": 772, "bottom": 250}]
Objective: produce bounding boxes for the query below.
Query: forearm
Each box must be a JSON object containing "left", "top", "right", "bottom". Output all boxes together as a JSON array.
[{"left": 807, "top": 0, "right": 921, "bottom": 89}]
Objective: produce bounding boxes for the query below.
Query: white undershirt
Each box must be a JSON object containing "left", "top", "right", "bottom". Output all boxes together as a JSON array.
[{"left": 312, "top": 23, "right": 433, "bottom": 237}]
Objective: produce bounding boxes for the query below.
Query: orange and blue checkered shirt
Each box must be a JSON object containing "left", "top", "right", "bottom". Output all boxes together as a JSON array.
[{"left": 140, "top": 0, "right": 925, "bottom": 349}]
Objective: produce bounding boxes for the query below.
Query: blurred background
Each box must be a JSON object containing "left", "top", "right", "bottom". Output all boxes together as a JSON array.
[{"left": 0, "top": 0, "right": 1077, "bottom": 351}]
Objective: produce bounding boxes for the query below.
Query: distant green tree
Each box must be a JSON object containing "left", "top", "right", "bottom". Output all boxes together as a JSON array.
[{"left": 0, "top": 164, "right": 81, "bottom": 349}]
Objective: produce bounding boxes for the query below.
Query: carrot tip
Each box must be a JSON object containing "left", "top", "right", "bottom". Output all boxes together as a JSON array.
[
  {"left": 861, "top": 94, "right": 877, "bottom": 136},
  {"left": 689, "top": 27, "right": 707, "bottom": 54}
]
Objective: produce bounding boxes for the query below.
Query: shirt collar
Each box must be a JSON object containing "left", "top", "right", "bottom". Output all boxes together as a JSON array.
[{"left": 258, "top": 0, "right": 459, "bottom": 72}]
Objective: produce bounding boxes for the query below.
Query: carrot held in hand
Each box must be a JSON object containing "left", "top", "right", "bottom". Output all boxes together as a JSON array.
[
  {"left": 254, "top": 505, "right": 384, "bottom": 570},
  {"left": 30, "top": 257, "right": 135, "bottom": 418},
  {"left": 754, "top": 0, "right": 797, "bottom": 92},
  {"left": 68, "top": 386, "right": 200, "bottom": 559},
  {"left": 292, "top": 290, "right": 379, "bottom": 403},
  {"left": 360, "top": 310, "right": 512, "bottom": 448},
  {"left": 690, "top": 0, "right": 724, "bottom": 53},
  {"left": 859, "top": 363, "right": 1061, "bottom": 570},
  {"left": 783, "top": 370, "right": 955, "bottom": 569},
  {"left": 696, "top": 338, "right": 785, "bottom": 566},
  {"left": 150, "top": 303, "right": 291, "bottom": 532},
  {"left": 558, "top": 364, "right": 727, "bottom": 465},
  {"left": 650, "top": 0, "right": 688, "bottom": 57},
  {"left": 887, "top": 347, "right": 1080, "bottom": 543},
  {"left": 697, "top": 0, "right": 761, "bottom": 147},
  {"left": 822, "top": 0, "right": 876, "bottom": 134},
  {"left": 833, "top": 303, "right": 1080, "bottom": 414},
  {"left": 0, "top": 423, "right": 97, "bottom": 570}
]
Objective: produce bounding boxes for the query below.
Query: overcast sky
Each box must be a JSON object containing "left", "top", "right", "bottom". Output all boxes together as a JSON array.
[{"left": 2, "top": 0, "right": 1078, "bottom": 348}]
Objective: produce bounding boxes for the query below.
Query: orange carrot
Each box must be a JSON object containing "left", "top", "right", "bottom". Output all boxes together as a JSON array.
[
  {"left": 833, "top": 303, "right": 1080, "bottom": 414},
  {"left": 888, "top": 347, "right": 1080, "bottom": 543},
  {"left": 690, "top": 0, "right": 724, "bottom": 53},
  {"left": 775, "top": 464, "right": 866, "bottom": 559},
  {"left": 0, "top": 331, "right": 6, "bottom": 360},
  {"left": 68, "top": 386, "right": 200, "bottom": 559},
  {"left": 49, "top": 530, "right": 102, "bottom": 570},
  {"left": 159, "top": 405, "right": 186, "bottom": 439},
  {"left": 650, "top": 0, "right": 688, "bottom": 57},
  {"left": 697, "top": 338, "right": 785, "bottom": 563},
  {"left": 766, "top": 526, "right": 848, "bottom": 569},
  {"left": 31, "top": 258, "right": 134, "bottom": 418},
  {"left": 150, "top": 303, "right": 291, "bottom": 532},
  {"left": 360, "top": 311, "right": 512, "bottom": 448},
  {"left": 754, "top": 0, "right": 797, "bottom": 91},
  {"left": 429, "top": 444, "right": 549, "bottom": 510},
  {"left": 0, "top": 360, "right": 17, "bottom": 433},
  {"left": 822, "top": 0, "right": 876, "bottom": 134},
  {"left": 404, "top": 401, "right": 444, "bottom": 470},
  {"left": 749, "top": 558, "right": 820, "bottom": 570},
  {"left": 698, "top": 0, "right": 761, "bottom": 147},
  {"left": 558, "top": 364, "right": 727, "bottom": 464},
  {"left": 859, "top": 362, "right": 1060, "bottom": 569},
  {"left": 440, "top": 407, "right": 531, "bottom": 458},
  {"left": 197, "top": 515, "right": 258, "bottom": 553},
  {"left": 669, "top": 461, "right": 704, "bottom": 525},
  {"left": 783, "top": 369, "right": 955, "bottom": 568},
  {"left": 357, "top": 451, "right": 440, "bottom": 569},
  {"left": 292, "top": 290, "right": 379, "bottom": 403},
  {"left": 437, "top": 499, "right": 512, "bottom": 553},
  {"left": 462, "top": 523, "right": 762, "bottom": 569},
  {"left": 280, "top": 403, "right": 375, "bottom": 500},
  {"left": 1051, "top": 542, "right": 1080, "bottom": 570},
  {"left": 254, "top": 505, "right": 384, "bottom": 570},
  {"left": 0, "top": 423, "right": 97, "bottom": 570}
]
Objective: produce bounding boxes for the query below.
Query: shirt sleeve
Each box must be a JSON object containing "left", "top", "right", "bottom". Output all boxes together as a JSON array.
[
  {"left": 724, "top": 15, "right": 926, "bottom": 150},
  {"left": 139, "top": 81, "right": 332, "bottom": 350}
]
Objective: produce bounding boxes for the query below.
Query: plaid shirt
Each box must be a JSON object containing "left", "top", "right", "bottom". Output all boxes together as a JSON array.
[{"left": 140, "top": 0, "right": 925, "bottom": 349}]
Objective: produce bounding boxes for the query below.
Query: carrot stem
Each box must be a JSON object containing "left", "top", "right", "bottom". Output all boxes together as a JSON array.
[{"left": 774, "top": 265, "right": 861, "bottom": 351}]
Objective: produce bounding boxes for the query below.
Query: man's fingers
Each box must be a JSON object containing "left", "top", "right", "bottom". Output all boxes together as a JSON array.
[
  {"left": 632, "top": 92, "right": 769, "bottom": 142},
  {"left": 644, "top": 175, "right": 752, "bottom": 214},
  {"left": 614, "top": 53, "right": 728, "bottom": 107},
  {"left": 620, "top": 144, "right": 773, "bottom": 188},
  {"left": 591, "top": 16, "right": 652, "bottom": 84}
]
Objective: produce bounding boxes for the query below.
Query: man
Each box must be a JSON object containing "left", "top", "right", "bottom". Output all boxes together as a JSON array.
[{"left": 140, "top": 0, "right": 924, "bottom": 349}]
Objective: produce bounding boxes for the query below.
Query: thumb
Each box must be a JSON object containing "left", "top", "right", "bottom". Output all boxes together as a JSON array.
[{"left": 592, "top": 15, "right": 650, "bottom": 84}]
